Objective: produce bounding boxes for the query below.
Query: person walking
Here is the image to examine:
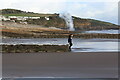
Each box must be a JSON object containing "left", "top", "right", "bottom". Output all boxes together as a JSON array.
[{"left": 68, "top": 34, "right": 73, "bottom": 51}]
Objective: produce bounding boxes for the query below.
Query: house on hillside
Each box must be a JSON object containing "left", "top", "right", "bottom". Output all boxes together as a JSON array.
[
  {"left": 1, "top": 16, "right": 10, "bottom": 21},
  {"left": 1, "top": 16, "right": 41, "bottom": 21},
  {"left": 45, "top": 17, "right": 49, "bottom": 20}
]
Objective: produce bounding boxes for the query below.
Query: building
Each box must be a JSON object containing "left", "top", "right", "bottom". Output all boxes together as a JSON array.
[{"left": 1, "top": 16, "right": 41, "bottom": 21}]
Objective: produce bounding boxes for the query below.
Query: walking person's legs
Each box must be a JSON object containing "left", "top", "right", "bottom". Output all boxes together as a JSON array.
[{"left": 69, "top": 43, "right": 72, "bottom": 51}]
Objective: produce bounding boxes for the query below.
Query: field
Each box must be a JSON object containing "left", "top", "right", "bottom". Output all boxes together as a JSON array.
[{"left": 3, "top": 13, "right": 57, "bottom": 17}]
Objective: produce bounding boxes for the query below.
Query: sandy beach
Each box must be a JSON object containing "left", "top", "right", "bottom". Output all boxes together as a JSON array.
[{"left": 2, "top": 52, "right": 118, "bottom": 78}]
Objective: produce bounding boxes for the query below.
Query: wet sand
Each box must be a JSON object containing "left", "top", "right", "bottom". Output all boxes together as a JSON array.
[{"left": 2, "top": 52, "right": 118, "bottom": 78}]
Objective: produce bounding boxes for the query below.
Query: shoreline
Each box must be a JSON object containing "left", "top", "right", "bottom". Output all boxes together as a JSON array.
[{"left": 1, "top": 38, "right": 118, "bottom": 53}]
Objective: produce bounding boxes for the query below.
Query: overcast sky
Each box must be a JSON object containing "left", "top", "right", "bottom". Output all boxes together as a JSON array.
[{"left": 0, "top": 0, "right": 119, "bottom": 24}]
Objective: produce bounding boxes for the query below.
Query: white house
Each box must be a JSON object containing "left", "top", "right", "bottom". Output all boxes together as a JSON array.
[
  {"left": 2, "top": 16, "right": 41, "bottom": 21},
  {"left": 30, "top": 17, "right": 40, "bottom": 19},
  {"left": 45, "top": 17, "right": 49, "bottom": 20},
  {"left": 1, "top": 16, "right": 10, "bottom": 21}
]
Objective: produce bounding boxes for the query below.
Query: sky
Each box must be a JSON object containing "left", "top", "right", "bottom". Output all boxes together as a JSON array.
[{"left": 0, "top": 0, "right": 119, "bottom": 24}]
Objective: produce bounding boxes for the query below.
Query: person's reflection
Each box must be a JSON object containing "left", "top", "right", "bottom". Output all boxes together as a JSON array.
[{"left": 68, "top": 34, "right": 73, "bottom": 51}]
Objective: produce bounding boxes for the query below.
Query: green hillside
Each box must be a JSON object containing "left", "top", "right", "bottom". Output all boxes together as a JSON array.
[
  {"left": 1, "top": 9, "right": 58, "bottom": 17},
  {"left": 1, "top": 9, "right": 119, "bottom": 30}
]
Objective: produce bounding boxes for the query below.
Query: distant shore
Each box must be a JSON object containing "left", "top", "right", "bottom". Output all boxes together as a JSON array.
[{"left": 1, "top": 22, "right": 119, "bottom": 39}]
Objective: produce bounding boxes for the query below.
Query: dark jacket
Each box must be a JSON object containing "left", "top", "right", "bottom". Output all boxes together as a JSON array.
[{"left": 68, "top": 38, "right": 72, "bottom": 46}]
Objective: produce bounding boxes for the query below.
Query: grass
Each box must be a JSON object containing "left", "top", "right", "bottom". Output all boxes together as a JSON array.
[{"left": 3, "top": 13, "right": 57, "bottom": 17}]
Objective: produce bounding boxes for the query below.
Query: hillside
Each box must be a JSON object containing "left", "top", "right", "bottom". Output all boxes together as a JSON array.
[
  {"left": 1, "top": 9, "right": 119, "bottom": 30},
  {"left": 1, "top": 9, "right": 58, "bottom": 17}
]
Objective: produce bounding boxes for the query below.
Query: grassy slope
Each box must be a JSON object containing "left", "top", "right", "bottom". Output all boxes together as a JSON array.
[
  {"left": 1, "top": 9, "right": 116, "bottom": 25},
  {"left": 88, "top": 19, "right": 116, "bottom": 26},
  {"left": 1, "top": 9, "right": 58, "bottom": 17},
  {"left": 3, "top": 13, "right": 57, "bottom": 17}
]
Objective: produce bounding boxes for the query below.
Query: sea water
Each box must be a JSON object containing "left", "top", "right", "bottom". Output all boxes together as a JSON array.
[{"left": 85, "top": 30, "right": 119, "bottom": 34}]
